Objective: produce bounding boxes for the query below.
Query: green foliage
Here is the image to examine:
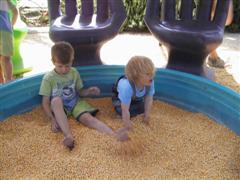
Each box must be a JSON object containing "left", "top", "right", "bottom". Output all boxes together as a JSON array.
[
  {"left": 122, "top": 0, "right": 240, "bottom": 33},
  {"left": 17, "top": 0, "right": 240, "bottom": 32},
  {"left": 122, "top": 0, "right": 148, "bottom": 32}
]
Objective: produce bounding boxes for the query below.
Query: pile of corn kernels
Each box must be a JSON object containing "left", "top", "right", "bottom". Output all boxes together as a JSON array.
[{"left": 0, "top": 97, "right": 240, "bottom": 178}]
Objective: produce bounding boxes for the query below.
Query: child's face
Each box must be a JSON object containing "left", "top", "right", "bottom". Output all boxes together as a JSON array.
[
  {"left": 138, "top": 72, "right": 154, "bottom": 86},
  {"left": 53, "top": 60, "right": 72, "bottom": 75}
]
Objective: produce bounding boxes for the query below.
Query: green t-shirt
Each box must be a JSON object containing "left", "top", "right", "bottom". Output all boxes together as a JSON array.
[{"left": 39, "top": 67, "right": 83, "bottom": 110}]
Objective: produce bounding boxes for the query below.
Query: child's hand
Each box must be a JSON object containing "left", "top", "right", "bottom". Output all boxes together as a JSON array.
[
  {"left": 124, "top": 120, "right": 132, "bottom": 130},
  {"left": 115, "top": 127, "right": 130, "bottom": 141},
  {"left": 143, "top": 116, "right": 150, "bottom": 125},
  {"left": 87, "top": 86, "right": 100, "bottom": 96}
]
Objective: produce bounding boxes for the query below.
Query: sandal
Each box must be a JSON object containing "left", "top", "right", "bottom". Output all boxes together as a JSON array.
[{"left": 207, "top": 56, "right": 225, "bottom": 68}]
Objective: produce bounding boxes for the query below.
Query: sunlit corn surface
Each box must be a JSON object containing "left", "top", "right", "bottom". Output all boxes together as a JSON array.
[{"left": 0, "top": 97, "right": 240, "bottom": 178}]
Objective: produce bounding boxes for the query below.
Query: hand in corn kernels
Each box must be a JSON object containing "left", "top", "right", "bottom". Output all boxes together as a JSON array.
[{"left": 115, "top": 127, "right": 130, "bottom": 142}]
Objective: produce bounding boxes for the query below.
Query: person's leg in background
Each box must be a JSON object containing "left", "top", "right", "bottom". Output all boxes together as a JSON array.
[
  {"left": 0, "top": 55, "right": 13, "bottom": 83},
  {"left": 207, "top": 0, "right": 234, "bottom": 68},
  {"left": 0, "top": 57, "right": 3, "bottom": 83}
]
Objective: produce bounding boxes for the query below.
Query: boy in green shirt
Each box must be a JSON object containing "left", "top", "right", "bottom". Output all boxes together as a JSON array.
[{"left": 39, "top": 41, "right": 128, "bottom": 150}]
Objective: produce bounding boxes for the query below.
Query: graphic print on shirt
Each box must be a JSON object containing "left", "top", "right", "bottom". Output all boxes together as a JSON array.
[{"left": 52, "top": 80, "right": 79, "bottom": 110}]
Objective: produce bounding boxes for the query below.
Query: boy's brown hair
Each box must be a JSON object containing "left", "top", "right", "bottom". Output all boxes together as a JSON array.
[
  {"left": 51, "top": 41, "right": 74, "bottom": 64},
  {"left": 125, "top": 56, "right": 155, "bottom": 83}
]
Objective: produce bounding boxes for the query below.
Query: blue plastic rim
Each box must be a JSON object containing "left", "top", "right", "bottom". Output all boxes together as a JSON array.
[{"left": 0, "top": 65, "right": 240, "bottom": 135}]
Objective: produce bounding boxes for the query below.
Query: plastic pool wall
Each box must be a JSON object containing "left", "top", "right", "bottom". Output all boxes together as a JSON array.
[{"left": 0, "top": 65, "right": 239, "bottom": 135}]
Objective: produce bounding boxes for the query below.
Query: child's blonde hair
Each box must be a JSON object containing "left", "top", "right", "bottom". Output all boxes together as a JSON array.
[
  {"left": 51, "top": 41, "right": 74, "bottom": 64},
  {"left": 125, "top": 56, "right": 155, "bottom": 83}
]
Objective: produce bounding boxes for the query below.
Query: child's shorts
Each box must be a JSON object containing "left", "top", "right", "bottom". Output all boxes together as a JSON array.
[
  {"left": 0, "top": 30, "right": 13, "bottom": 56},
  {"left": 113, "top": 98, "right": 144, "bottom": 117},
  {"left": 0, "top": 11, "right": 13, "bottom": 56},
  {"left": 65, "top": 100, "right": 99, "bottom": 120}
]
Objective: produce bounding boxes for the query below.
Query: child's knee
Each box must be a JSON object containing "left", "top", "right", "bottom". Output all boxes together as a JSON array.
[{"left": 51, "top": 96, "right": 63, "bottom": 108}]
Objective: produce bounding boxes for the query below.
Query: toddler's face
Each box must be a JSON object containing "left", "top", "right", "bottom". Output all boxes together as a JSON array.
[
  {"left": 54, "top": 61, "right": 72, "bottom": 75},
  {"left": 139, "top": 73, "right": 154, "bottom": 86}
]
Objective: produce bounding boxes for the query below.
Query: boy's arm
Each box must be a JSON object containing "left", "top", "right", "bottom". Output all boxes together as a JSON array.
[
  {"left": 7, "top": 0, "right": 18, "bottom": 25},
  {"left": 42, "top": 96, "right": 59, "bottom": 132},
  {"left": 143, "top": 95, "right": 153, "bottom": 125},
  {"left": 11, "top": 6, "right": 18, "bottom": 25},
  {"left": 42, "top": 96, "right": 55, "bottom": 121},
  {"left": 121, "top": 103, "right": 132, "bottom": 130}
]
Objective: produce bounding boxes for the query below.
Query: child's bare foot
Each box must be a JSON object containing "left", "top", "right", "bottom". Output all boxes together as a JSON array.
[
  {"left": 115, "top": 127, "right": 130, "bottom": 142},
  {"left": 63, "top": 137, "right": 75, "bottom": 150}
]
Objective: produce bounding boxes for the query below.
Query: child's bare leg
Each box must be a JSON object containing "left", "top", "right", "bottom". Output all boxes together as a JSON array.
[
  {"left": 208, "top": 0, "right": 233, "bottom": 68},
  {"left": 79, "top": 113, "right": 129, "bottom": 141},
  {"left": 51, "top": 118, "right": 61, "bottom": 133},
  {"left": 0, "top": 56, "right": 3, "bottom": 83},
  {"left": 209, "top": 50, "right": 218, "bottom": 59},
  {"left": 1, "top": 56, "right": 13, "bottom": 83},
  {"left": 51, "top": 97, "right": 72, "bottom": 137},
  {"left": 0, "top": 71, "right": 3, "bottom": 83},
  {"left": 51, "top": 97, "right": 74, "bottom": 149},
  {"left": 79, "top": 113, "right": 115, "bottom": 135}
]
